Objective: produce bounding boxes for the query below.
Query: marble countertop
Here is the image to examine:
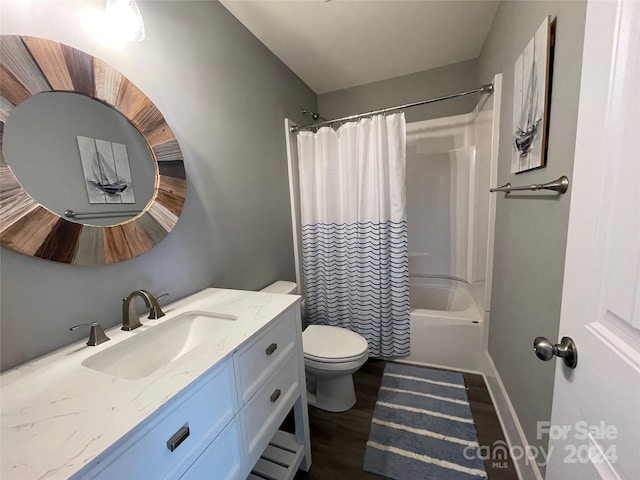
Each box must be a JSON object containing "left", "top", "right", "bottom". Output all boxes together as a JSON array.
[{"left": 0, "top": 288, "right": 299, "bottom": 480}]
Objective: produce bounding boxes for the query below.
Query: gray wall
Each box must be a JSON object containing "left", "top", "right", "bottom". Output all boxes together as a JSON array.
[
  {"left": 477, "top": 0, "right": 587, "bottom": 467},
  {"left": 318, "top": 59, "right": 479, "bottom": 123},
  {"left": 0, "top": 1, "right": 316, "bottom": 371}
]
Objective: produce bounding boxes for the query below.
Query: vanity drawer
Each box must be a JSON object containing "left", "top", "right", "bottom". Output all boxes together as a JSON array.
[
  {"left": 180, "top": 416, "right": 243, "bottom": 480},
  {"left": 235, "top": 309, "right": 296, "bottom": 403},
  {"left": 84, "top": 359, "right": 237, "bottom": 480},
  {"left": 243, "top": 351, "right": 300, "bottom": 463}
]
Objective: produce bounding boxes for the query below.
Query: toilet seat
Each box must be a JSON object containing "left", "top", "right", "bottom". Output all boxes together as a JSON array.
[{"left": 303, "top": 325, "right": 369, "bottom": 364}]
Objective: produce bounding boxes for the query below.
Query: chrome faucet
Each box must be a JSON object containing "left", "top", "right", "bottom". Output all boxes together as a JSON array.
[{"left": 122, "top": 290, "right": 167, "bottom": 331}]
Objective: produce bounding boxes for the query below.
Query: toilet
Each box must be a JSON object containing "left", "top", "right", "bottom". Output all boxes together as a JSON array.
[{"left": 260, "top": 281, "right": 369, "bottom": 412}]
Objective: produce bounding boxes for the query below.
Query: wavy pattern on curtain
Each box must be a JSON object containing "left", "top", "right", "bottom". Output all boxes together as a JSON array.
[
  {"left": 302, "top": 221, "right": 410, "bottom": 356},
  {"left": 297, "top": 113, "right": 410, "bottom": 357}
]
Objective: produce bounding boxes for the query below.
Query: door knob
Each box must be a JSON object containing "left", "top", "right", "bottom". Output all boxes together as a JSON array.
[{"left": 533, "top": 336, "right": 578, "bottom": 369}]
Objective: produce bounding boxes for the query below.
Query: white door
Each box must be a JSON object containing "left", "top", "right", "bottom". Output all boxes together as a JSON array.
[{"left": 543, "top": 1, "right": 640, "bottom": 479}]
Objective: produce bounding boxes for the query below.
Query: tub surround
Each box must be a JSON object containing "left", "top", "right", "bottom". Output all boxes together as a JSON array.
[
  {"left": 0, "top": 288, "right": 309, "bottom": 479},
  {"left": 403, "top": 277, "right": 485, "bottom": 372}
]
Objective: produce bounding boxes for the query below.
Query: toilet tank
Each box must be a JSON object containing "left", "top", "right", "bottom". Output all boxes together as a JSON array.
[
  {"left": 260, "top": 281, "right": 305, "bottom": 326},
  {"left": 260, "top": 281, "right": 298, "bottom": 295}
]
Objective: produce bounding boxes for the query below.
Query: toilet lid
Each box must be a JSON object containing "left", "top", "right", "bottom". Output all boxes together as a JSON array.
[{"left": 303, "top": 325, "right": 369, "bottom": 362}]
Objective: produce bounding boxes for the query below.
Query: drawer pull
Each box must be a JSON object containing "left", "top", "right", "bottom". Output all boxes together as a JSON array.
[
  {"left": 167, "top": 424, "right": 190, "bottom": 452},
  {"left": 265, "top": 343, "right": 278, "bottom": 356},
  {"left": 270, "top": 388, "right": 282, "bottom": 403}
]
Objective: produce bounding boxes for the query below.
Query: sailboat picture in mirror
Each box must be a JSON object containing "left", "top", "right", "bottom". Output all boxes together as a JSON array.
[
  {"left": 77, "top": 136, "right": 136, "bottom": 203},
  {"left": 512, "top": 16, "right": 554, "bottom": 173},
  {"left": 0, "top": 35, "right": 187, "bottom": 265}
]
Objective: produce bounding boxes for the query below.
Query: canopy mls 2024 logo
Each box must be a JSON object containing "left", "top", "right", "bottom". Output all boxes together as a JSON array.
[{"left": 462, "top": 420, "right": 618, "bottom": 469}]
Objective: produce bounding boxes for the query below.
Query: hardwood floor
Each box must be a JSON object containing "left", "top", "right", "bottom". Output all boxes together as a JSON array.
[
  {"left": 463, "top": 372, "right": 519, "bottom": 480},
  {"left": 289, "top": 359, "right": 386, "bottom": 480},
  {"left": 284, "top": 359, "right": 518, "bottom": 480}
]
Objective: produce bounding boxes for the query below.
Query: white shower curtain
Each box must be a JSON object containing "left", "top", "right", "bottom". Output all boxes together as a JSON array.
[{"left": 297, "top": 113, "right": 410, "bottom": 357}]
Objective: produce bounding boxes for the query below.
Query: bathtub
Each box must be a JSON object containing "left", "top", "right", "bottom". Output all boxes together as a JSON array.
[{"left": 399, "top": 276, "right": 486, "bottom": 372}]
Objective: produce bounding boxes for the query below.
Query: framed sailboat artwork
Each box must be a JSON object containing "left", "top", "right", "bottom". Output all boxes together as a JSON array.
[
  {"left": 512, "top": 16, "right": 555, "bottom": 174},
  {"left": 77, "top": 136, "right": 136, "bottom": 204}
]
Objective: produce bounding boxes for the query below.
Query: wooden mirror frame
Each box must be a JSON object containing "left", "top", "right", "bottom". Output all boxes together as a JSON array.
[{"left": 0, "top": 35, "right": 186, "bottom": 265}]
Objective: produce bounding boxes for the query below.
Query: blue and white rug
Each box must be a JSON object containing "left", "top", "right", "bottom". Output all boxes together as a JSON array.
[{"left": 363, "top": 363, "right": 487, "bottom": 480}]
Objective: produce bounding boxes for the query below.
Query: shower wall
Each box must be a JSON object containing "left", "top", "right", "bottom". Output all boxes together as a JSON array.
[
  {"left": 406, "top": 82, "right": 501, "bottom": 313},
  {"left": 406, "top": 116, "right": 474, "bottom": 282}
]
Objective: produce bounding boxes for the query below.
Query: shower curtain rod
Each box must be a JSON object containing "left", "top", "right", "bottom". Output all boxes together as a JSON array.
[{"left": 290, "top": 83, "right": 494, "bottom": 133}]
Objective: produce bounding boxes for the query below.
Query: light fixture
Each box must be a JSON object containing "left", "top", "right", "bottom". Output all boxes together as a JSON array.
[{"left": 104, "top": 0, "right": 145, "bottom": 42}]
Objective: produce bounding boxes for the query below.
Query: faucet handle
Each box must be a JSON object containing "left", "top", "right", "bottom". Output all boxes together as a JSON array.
[
  {"left": 148, "top": 293, "right": 168, "bottom": 319},
  {"left": 70, "top": 322, "right": 110, "bottom": 346}
]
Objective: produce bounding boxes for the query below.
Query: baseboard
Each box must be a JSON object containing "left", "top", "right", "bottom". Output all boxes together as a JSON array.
[{"left": 483, "top": 351, "right": 544, "bottom": 480}]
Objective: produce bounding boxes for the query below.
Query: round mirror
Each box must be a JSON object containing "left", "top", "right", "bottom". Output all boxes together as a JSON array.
[{"left": 0, "top": 35, "right": 187, "bottom": 265}]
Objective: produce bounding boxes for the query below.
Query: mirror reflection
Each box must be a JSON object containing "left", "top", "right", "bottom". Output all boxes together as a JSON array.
[
  {"left": 3, "top": 91, "right": 156, "bottom": 227},
  {"left": 0, "top": 34, "right": 187, "bottom": 265}
]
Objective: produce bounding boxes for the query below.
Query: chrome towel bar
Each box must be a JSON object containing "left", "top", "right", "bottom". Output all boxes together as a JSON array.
[
  {"left": 64, "top": 209, "right": 141, "bottom": 218},
  {"left": 490, "top": 176, "right": 569, "bottom": 195}
]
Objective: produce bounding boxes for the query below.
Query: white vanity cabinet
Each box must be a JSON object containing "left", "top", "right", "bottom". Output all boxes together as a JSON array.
[
  {"left": 72, "top": 302, "right": 311, "bottom": 480},
  {"left": 180, "top": 417, "right": 244, "bottom": 480},
  {"left": 78, "top": 358, "right": 238, "bottom": 480}
]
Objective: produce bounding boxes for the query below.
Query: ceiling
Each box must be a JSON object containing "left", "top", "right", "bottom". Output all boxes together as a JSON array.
[{"left": 220, "top": 0, "right": 500, "bottom": 94}]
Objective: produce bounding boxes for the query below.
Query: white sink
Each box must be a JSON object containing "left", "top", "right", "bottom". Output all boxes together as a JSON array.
[{"left": 82, "top": 311, "right": 236, "bottom": 380}]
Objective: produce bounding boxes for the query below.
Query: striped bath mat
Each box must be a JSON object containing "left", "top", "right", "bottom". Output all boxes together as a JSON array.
[{"left": 363, "top": 363, "right": 487, "bottom": 480}]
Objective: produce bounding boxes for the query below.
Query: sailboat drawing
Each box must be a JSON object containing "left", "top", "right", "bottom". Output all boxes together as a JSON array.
[
  {"left": 514, "top": 58, "right": 542, "bottom": 157},
  {"left": 77, "top": 136, "right": 136, "bottom": 204},
  {"left": 88, "top": 150, "right": 129, "bottom": 195},
  {"left": 511, "top": 16, "right": 552, "bottom": 173}
]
